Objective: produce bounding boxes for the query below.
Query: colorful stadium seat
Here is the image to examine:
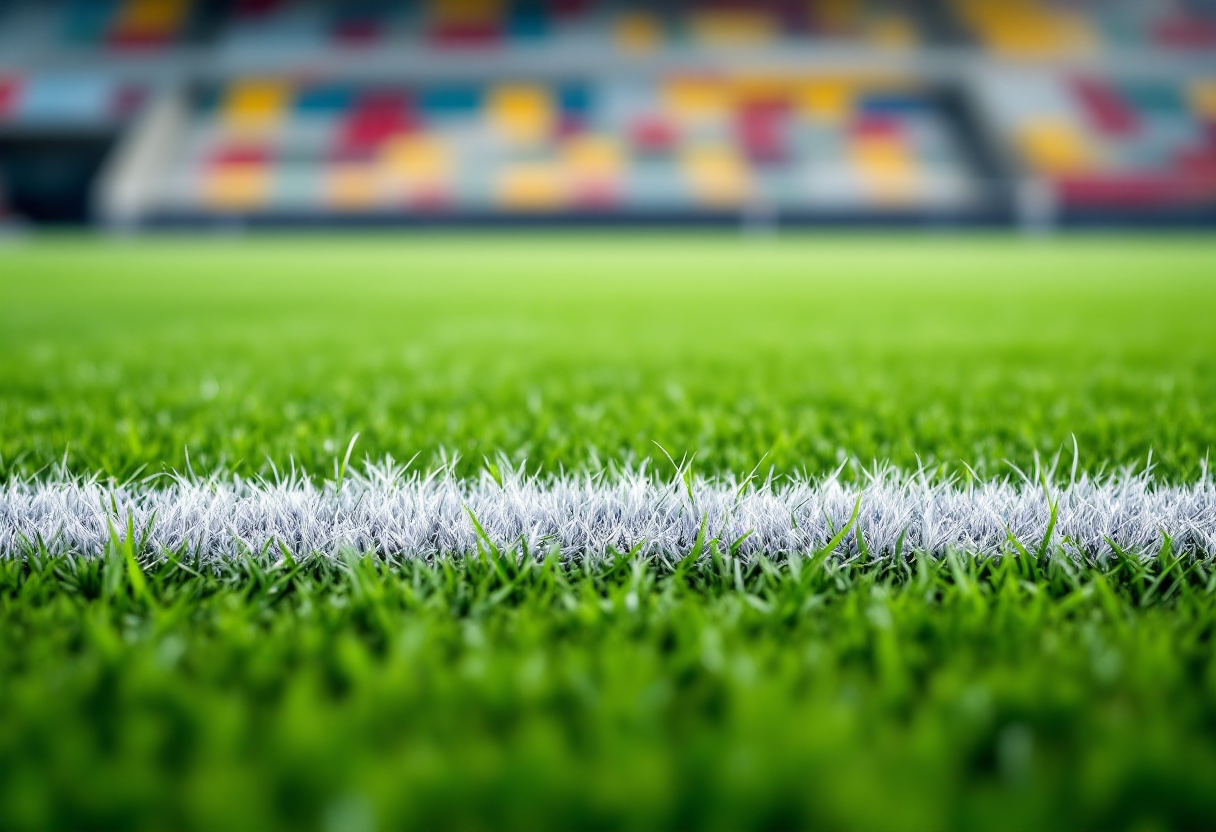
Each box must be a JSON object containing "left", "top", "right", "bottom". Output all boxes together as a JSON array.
[
  {"left": 489, "top": 84, "right": 555, "bottom": 145},
  {"left": 13, "top": 0, "right": 1212, "bottom": 56},
  {"left": 687, "top": 8, "right": 776, "bottom": 47},
  {"left": 204, "top": 164, "right": 269, "bottom": 210},
  {"left": 1017, "top": 120, "right": 1097, "bottom": 174},
  {"left": 0, "top": 76, "right": 20, "bottom": 121},
  {"left": 682, "top": 144, "right": 750, "bottom": 206},
  {"left": 325, "top": 162, "right": 381, "bottom": 209},
  {"left": 110, "top": 0, "right": 189, "bottom": 48},
  {"left": 497, "top": 161, "right": 567, "bottom": 210},
  {"left": 429, "top": 0, "right": 503, "bottom": 47},
  {"left": 954, "top": 0, "right": 1097, "bottom": 56},
  {"left": 613, "top": 11, "right": 661, "bottom": 52},
  {"left": 222, "top": 80, "right": 291, "bottom": 133}
]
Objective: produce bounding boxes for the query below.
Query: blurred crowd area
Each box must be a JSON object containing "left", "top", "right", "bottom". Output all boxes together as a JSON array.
[{"left": 0, "top": 0, "right": 1213, "bottom": 227}]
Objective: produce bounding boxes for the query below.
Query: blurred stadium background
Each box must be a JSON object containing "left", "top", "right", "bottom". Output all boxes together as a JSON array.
[{"left": 0, "top": 0, "right": 1213, "bottom": 229}]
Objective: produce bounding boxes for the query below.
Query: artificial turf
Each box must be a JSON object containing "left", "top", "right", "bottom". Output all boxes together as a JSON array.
[{"left": 2, "top": 234, "right": 1216, "bottom": 831}]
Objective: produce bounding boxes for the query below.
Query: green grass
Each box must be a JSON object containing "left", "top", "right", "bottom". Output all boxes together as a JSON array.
[
  {"left": 3, "top": 235, "right": 1215, "bottom": 481},
  {"left": 4, "top": 234, "right": 1216, "bottom": 831},
  {"left": 3, "top": 549, "right": 1216, "bottom": 832}
]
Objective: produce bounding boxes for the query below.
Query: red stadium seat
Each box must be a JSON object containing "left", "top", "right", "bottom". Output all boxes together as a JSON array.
[
  {"left": 1174, "top": 147, "right": 1216, "bottom": 196},
  {"left": 234, "top": 0, "right": 282, "bottom": 17},
  {"left": 630, "top": 116, "right": 678, "bottom": 155},
  {"left": 335, "top": 91, "right": 417, "bottom": 157},
  {"left": 0, "top": 77, "right": 21, "bottom": 120},
  {"left": 334, "top": 19, "right": 384, "bottom": 46},
  {"left": 407, "top": 184, "right": 452, "bottom": 212},
  {"left": 1154, "top": 16, "right": 1216, "bottom": 51},
  {"left": 549, "top": 0, "right": 591, "bottom": 20},
  {"left": 737, "top": 104, "right": 786, "bottom": 165},
  {"left": 1056, "top": 173, "right": 1191, "bottom": 208},
  {"left": 430, "top": 22, "right": 501, "bottom": 47},
  {"left": 571, "top": 179, "right": 620, "bottom": 210},
  {"left": 210, "top": 145, "right": 273, "bottom": 167},
  {"left": 851, "top": 114, "right": 903, "bottom": 140},
  {"left": 1072, "top": 77, "right": 1138, "bottom": 137}
]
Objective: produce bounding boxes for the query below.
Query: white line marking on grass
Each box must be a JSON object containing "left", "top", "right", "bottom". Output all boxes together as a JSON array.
[{"left": 2, "top": 461, "right": 1214, "bottom": 562}]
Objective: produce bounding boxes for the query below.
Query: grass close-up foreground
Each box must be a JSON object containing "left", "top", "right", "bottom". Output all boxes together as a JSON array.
[{"left": 2, "top": 234, "right": 1216, "bottom": 831}]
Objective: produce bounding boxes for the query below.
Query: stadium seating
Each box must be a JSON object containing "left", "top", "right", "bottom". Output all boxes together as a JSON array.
[
  {"left": 3, "top": 0, "right": 1213, "bottom": 55},
  {"left": 0, "top": 0, "right": 197, "bottom": 51},
  {"left": 983, "top": 72, "right": 1216, "bottom": 209},
  {"left": 159, "top": 73, "right": 980, "bottom": 216},
  {"left": 208, "top": 0, "right": 925, "bottom": 55},
  {"left": 2, "top": 0, "right": 1212, "bottom": 223},
  {"left": 955, "top": 0, "right": 1216, "bottom": 56}
]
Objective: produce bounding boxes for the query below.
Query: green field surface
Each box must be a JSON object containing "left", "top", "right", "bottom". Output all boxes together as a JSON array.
[
  {"left": 3, "top": 235, "right": 1215, "bottom": 481},
  {"left": 3, "top": 235, "right": 1216, "bottom": 832},
  {"left": 4, "top": 548, "right": 1216, "bottom": 832}
]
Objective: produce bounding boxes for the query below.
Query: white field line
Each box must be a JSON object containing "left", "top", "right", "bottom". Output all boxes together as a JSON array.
[{"left": 2, "top": 461, "right": 1215, "bottom": 563}]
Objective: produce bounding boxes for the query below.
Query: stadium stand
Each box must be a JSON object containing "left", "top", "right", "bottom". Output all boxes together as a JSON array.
[
  {"left": 955, "top": 0, "right": 1216, "bottom": 56},
  {"left": 154, "top": 74, "right": 980, "bottom": 217},
  {"left": 0, "top": 0, "right": 1213, "bottom": 225},
  {"left": 980, "top": 71, "right": 1216, "bottom": 210},
  {"left": 211, "top": 0, "right": 926, "bottom": 55},
  {"left": 0, "top": 0, "right": 205, "bottom": 52}
]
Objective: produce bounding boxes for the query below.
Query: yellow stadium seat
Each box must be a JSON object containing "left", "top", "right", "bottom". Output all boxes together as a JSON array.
[
  {"left": 614, "top": 13, "right": 662, "bottom": 52},
  {"left": 850, "top": 136, "right": 916, "bottom": 204},
  {"left": 1190, "top": 80, "right": 1216, "bottom": 120},
  {"left": 204, "top": 167, "right": 269, "bottom": 211},
  {"left": 852, "top": 137, "right": 912, "bottom": 176},
  {"left": 730, "top": 74, "right": 795, "bottom": 107},
  {"left": 814, "top": 0, "right": 861, "bottom": 32},
  {"left": 687, "top": 10, "right": 774, "bottom": 47},
  {"left": 954, "top": 0, "right": 1095, "bottom": 56},
  {"left": 381, "top": 135, "right": 451, "bottom": 180},
  {"left": 326, "top": 164, "right": 381, "bottom": 210},
  {"left": 497, "top": 163, "right": 568, "bottom": 210},
  {"left": 222, "top": 80, "right": 290, "bottom": 133},
  {"left": 797, "top": 80, "right": 854, "bottom": 122},
  {"left": 664, "top": 77, "right": 730, "bottom": 123},
  {"left": 866, "top": 15, "right": 917, "bottom": 49},
  {"left": 563, "top": 136, "right": 624, "bottom": 177},
  {"left": 117, "top": 0, "right": 188, "bottom": 30},
  {"left": 1017, "top": 121, "right": 1096, "bottom": 174},
  {"left": 682, "top": 145, "right": 750, "bottom": 206},
  {"left": 430, "top": 0, "right": 502, "bottom": 23},
  {"left": 488, "top": 85, "right": 554, "bottom": 145},
  {"left": 864, "top": 174, "right": 918, "bottom": 205}
]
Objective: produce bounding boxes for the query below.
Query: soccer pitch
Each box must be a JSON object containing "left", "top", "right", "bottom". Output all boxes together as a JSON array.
[{"left": 2, "top": 235, "right": 1216, "bottom": 830}]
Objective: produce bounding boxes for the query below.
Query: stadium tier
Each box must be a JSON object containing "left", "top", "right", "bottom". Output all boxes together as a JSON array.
[
  {"left": 0, "top": 0, "right": 204, "bottom": 52},
  {"left": 149, "top": 76, "right": 980, "bottom": 218},
  {"left": 954, "top": 0, "right": 1216, "bottom": 56},
  {"left": 0, "top": 0, "right": 928, "bottom": 55},
  {"left": 981, "top": 72, "right": 1216, "bottom": 210},
  {"left": 215, "top": 0, "right": 924, "bottom": 53},
  {"left": 1, "top": 0, "right": 1214, "bottom": 225},
  {"left": 4, "top": 1, "right": 1216, "bottom": 55}
]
